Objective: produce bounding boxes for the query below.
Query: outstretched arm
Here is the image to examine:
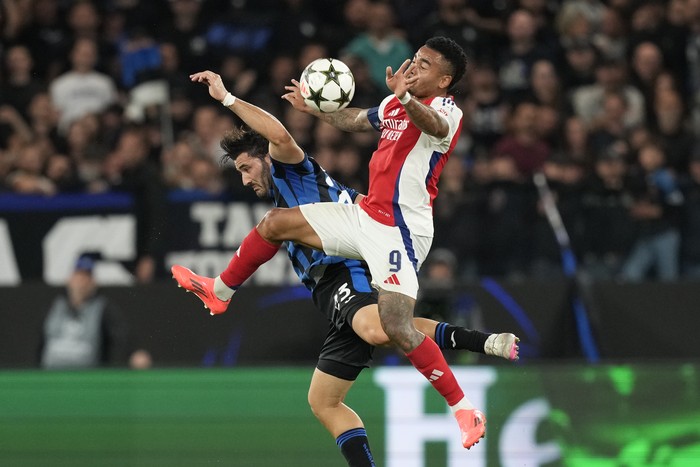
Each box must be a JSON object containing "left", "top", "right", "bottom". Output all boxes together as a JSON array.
[
  {"left": 386, "top": 59, "right": 449, "bottom": 139},
  {"left": 282, "top": 79, "right": 374, "bottom": 132},
  {"left": 190, "top": 70, "right": 304, "bottom": 164}
]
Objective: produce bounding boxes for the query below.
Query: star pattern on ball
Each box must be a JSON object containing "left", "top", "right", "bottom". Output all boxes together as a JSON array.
[
  {"left": 333, "top": 85, "right": 353, "bottom": 107},
  {"left": 306, "top": 85, "right": 327, "bottom": 110},
  {"left": 319, "top": 61, "right": 344, "bottom": 87}
]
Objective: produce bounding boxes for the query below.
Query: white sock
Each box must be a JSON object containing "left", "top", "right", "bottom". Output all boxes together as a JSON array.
[
  {"left": 484, "top": 334, "right": 497, "bottom": 355},
  {"left": 214, "top": 276, "right": 236, "bottom": 300},
  {"left": 449, "top": 397, "right": 475, "bottom": 415}
]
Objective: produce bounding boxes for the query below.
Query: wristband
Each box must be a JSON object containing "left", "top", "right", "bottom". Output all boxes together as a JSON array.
[
  {"left": 397, "top": 92, "right": 411, "bottom": 105},
  {"left": 221, "top": 92, "right": 236, "bottom": 107}
]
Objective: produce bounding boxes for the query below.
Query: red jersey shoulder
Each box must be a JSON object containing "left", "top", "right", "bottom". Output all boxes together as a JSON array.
[{"left": 433, "top": 96, "right": 459, "bottom": 118}]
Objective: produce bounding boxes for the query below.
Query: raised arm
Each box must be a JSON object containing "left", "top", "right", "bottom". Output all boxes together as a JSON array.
[
  {"left": 282, "top": 79, "right": 374, "bottom": 132},
  {"left": 387, "top": 59, "right": 449, "bottom": 139},
  {"left": 190, "top": 70, "right": 304, "bottom": 164}
]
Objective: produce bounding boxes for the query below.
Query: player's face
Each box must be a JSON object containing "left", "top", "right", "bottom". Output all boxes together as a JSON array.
[
  {"left": 408, "top": 46, "right": 453, "bottom": 97},
  {"left": 234, "top": 153, "right": 272, "bottom": 199}
]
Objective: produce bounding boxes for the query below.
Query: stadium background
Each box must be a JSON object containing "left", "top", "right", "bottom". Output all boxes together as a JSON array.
[{"left": 1, "top": 0, "right": 700, "bottom": 465}]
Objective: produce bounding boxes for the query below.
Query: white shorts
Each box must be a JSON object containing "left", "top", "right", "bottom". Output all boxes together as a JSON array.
[{"left": 299, "top": 203, "right": 432, "bottom": 299}]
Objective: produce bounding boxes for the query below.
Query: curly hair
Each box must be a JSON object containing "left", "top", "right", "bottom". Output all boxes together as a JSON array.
[
  {"left": 219, "top": 127, "right": 269, "bottom": 165},
  {"left": 425, "top": 36, "right": 469, "bottom": 90}
]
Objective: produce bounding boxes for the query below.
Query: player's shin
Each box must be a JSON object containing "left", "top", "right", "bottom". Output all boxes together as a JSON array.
[
  {"left": 219, "top": 227, "right": 280, "bottom": 292},
  {"left": 405, "top": 336, "right": 466, "bottom": 406}
]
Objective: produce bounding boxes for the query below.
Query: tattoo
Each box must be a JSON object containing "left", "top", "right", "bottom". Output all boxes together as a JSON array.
[
  {"left": 316, "top": 107, "right": 371, "bottom": 132},
  {"left": 403, "top": 99, "right": 449, "bottom": 139},
  {"left": 378, "top": 290, "right": 423, "bottom": 352}
]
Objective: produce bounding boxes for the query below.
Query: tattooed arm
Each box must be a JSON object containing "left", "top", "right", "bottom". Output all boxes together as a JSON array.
[{"left": 282, "top": 80, "right": 374, "bottom": 132}]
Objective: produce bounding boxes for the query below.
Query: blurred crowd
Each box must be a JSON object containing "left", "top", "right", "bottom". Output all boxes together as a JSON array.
[{"left": 2, "top": 0, "right": 700, "bottom": 282}]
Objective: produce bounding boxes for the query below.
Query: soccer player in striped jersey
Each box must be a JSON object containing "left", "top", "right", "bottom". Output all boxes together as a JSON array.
[{"left": 176, "top": 37, "right": 501, "bottom": 453}]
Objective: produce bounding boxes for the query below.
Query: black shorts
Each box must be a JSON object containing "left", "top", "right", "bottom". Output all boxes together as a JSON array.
[{"left": 311, "top": 263, "right": 379, "bottom": 381}]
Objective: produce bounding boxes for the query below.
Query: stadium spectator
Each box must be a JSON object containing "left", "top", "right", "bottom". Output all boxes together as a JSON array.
[
  {"left": 491, "top": 100, "right": 551, "bottom": 179},
  {"left": 341, "top": 1, "right": 413, "bottom": 89},
  {"left": 248, "top": 54, "right": 298, "bottom": 121},
  {"left": 559, "top": 38, "right": 599, "bottom": 90},
  {"left": 332, "top": 143, "right": 367, "bottom": 194},
  {"left": 587, "top": 91, "right": 635, "bottom": 155},
  {"left": 0, "top": 44, "right": 44, "bottom": 121},
  {"left": 190, "top": 105, "right": 226, "bottom": 161},
  {"left": 591, "top": 6, "right": 628, "bottom": 61},
  {"left": 16, "top": 0, "right": 67, "bottom": 81},
  {"left": 630, "top": 41, "right": 666, "bottom": 123},
  {"left": 473, "top": 160, "right": 535, "bottom": 278},
  {"left": 320, "top": 0, "right": 369, "bottom": 55},
  {"left": 570, "top": 57, "right": 645, "bottom": 130},
  {"left": 462, "top": 64, "right": 508, "bottom": 157},
  {"left": 417, "top": 0, "right": 504, "bottom": 63},
  {"left": 5, "top": 140, "right": 56, "bottom": 196},
  {"left": 0, "top": 103, "right": 32, "bottom": 150},
  {"left": 38, "top": 254, "right": 139, "bottom": 369},
  {"left": 415, "top": 248, "right": 459, "bottom": 323},
  {"left": 654, "top": 88, "right": 694, "bottom": 173},
  {"left": 558, "top": 115, "right": 592, "bottom": 166},
  {"left": 158, "top": 0, "right": 211, "bottom": 72},
  {"left": 620, "top": 140, "right": 684, "bottom": 281},
  {"left": 0, "top": 0, "right": 22, "bottom": 43},
  {"left": 529, "top": 59, "right": 564, "bottom": 110},
  {"left": 497, "top": 9, "right": 552, "bottom": 103},
  {"left": 49, "top": 37, "right": 118, "bottom": 134},
  {"left": 188, "top": 156, "right": 225, "bottom": 197},
  {"left": 25, "top": 92, "right": 60, "bottom": 143},
  {"left": 580, "top": 141, "right": 635, "bottom": 280},
  {"left": 431, "top": 155, "right": 480, "bottom": 279},
  {"left": 103, "top": 126, "right": 166, "bottom": 283}
]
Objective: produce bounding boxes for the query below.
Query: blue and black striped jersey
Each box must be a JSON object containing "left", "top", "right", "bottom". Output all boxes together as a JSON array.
[{"left": 270, "top": 154, "right": 373, "bottom": 293}]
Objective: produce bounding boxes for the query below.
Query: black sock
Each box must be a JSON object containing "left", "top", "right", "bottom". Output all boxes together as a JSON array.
[
  {"left": 336, "top": 428, "right": 376, "bottom": 467},
  {"left": 434, "top": 322, "right": 490, "bottom": 353}
]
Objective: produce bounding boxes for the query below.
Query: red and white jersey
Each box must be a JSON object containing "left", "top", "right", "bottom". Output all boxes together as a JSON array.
[{"left": 360, "top": 94, "right": 463, "bottom": 236}]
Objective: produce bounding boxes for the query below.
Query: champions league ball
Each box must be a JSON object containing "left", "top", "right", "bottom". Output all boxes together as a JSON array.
[{"left": 299, "top": 58, "right": 355, "bottom": 113}]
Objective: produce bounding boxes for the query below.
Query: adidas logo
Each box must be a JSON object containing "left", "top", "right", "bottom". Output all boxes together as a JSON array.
[
  {"left": 429, "top": 369, "right": 444, "bottom": 381},
  {"left": 383, "top": 274, "right": 401, "bottom": 285},
  {"left": 388, "top": 108, "right": 400, "bottom": 117},
  {"left": 190, "top": 278, "right": 208, "bottom": 297}
]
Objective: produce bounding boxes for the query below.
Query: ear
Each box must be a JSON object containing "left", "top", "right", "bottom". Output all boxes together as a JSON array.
[{"left": 438, "top": 75, "right": 453, "bottom": 91}]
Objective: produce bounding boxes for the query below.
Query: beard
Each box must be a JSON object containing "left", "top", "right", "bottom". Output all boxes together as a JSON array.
[{"left": 255, "top": 163, "right": 273, "bottom": 199}]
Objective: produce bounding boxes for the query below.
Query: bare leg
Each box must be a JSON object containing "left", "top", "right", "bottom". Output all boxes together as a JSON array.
[
  {"left": 308, "top": 369, "right": 377, "bottom": 466},
  {"left": 257, "top": 207, "right": 323, "bottom": 250},
  {"left": 377, "top": 290, "right": 423, "bottom": 352},
  {"left": 308, "top": 368, "right": 361, "bottom": 437},
  {"left": 352, "top": 304, "right": 438, "bottom": 347}
]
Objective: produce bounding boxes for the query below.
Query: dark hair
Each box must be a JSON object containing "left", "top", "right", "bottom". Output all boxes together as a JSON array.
[
  {"left": 219, "top": 127, "right": 269, "bottom": 165},
  {"left": 425, "top": 36, "right": 468, "bottom": 90}
]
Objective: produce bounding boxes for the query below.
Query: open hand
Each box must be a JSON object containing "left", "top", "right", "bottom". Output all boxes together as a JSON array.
[
  {"left": 385, "top": 58, "right": 417, "bottom": 98},
  {"left": 282, "top": 79, "right": 315, "bottom": 113},
  {"left": 190, "top": 70, "right": 228, "bottom": 103}
]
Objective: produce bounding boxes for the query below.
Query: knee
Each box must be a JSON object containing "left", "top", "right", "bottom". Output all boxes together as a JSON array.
[
  {"left": 308, "top": 390, "right": 337, "bottom": 421},
  {"left": 365, "top": 327, "right": 391, "bottom": 346},
  {"left": 380, "top": 320, "right": 409, "bottom": 343},
  {"left": 379, "top": 313, "right": 421, "bottom": 351},
  {"left": 257, "top": 208, "right": 285, "bottom": 242},
  {"left": 354, "top": 319, "right": 390, "bottom": 346}
]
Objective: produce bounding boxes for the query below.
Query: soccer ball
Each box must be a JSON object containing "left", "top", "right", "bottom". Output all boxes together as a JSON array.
[{"left": 299, "top": 58, "right": 355, "bottom": 113}]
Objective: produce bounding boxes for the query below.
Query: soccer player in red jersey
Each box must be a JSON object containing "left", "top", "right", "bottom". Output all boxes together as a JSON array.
[{"left": 176, "top": 37, "right": 488, "bottom": 449}]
